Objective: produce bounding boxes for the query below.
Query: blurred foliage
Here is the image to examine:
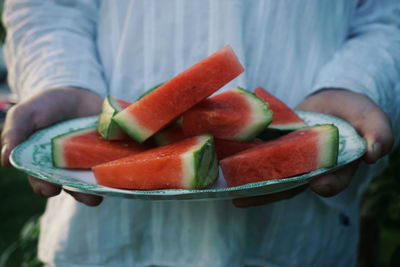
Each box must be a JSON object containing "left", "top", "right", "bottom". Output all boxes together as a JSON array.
[
  {"left": 0, "top": 216, "right": 42, "bottom": 267},
  {"left": 0, "top": 166, "right": 46, "bottom": 267},
  {"left": 360, "top": 148, "right": 400, "bottom": 266},
  {"left": 362, "top": 150, "right": 400, "bottom": 227}
]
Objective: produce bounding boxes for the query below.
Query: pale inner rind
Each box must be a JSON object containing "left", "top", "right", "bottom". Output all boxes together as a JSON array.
[
  {"left": 180, "top": 149, "right": 196, "bottom": 189},
  {"left": 53, "top": 127, "right": 94, "bottom": 167},
  {"left": 53, "top": 139, "right": 65, "bottom": 167},
  {"left": 317, "top": 126, "right": 338, "bottom": 167},
  {"left": 97, "top": 97, "right": 115, "bottom": 138},
  {"left": 179, "top": 136, "right": 207, "bottom": 189},
  {"left": 269, "top": 122, "right": 307, "bottom": 130},
  {"left": 113, "top": 112, "right": 152, "bottom": 142},
  {"left": 233, "top": 89, "right": 272, "bottom": 140},
  {"left": 109, "top": 96, "right": 125, "bottom": 112}
]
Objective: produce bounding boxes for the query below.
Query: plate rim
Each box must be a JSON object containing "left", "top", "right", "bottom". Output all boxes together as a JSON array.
[{"left": 10, "top": 111, "right": 367, "bottom": 198}]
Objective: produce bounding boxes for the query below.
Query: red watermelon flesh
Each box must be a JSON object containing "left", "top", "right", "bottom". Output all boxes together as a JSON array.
[
  {"left": 254, "top": 87, "right": 307, "bottom": 130},
  {"left": 220, "top": 124, "right": 338, "bottom": 187},
  {"left": 93, "top": 135, "right": 218, "bottom": 190},
  {"left": 182, "top": 87, "right": 272, "bottom": 141},
  {"left": 116, "top": 98, "right": 131, "bottom": 108},
  {"left": 214, "top": 139, "right": 263, "bottom": 160},
  {"left": 52, "top": 127, "right": 145, "bottom": 169},
  {"left": 113, "top": 46, "right": 244, "bottom": 143}
]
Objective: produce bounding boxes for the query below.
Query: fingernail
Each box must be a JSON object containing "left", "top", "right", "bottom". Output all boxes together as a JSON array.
[
  {"left": 368, "top": 142, "right": 382, "bottom": 162},
  {"left": 372, "top": 143, "right": 382, "bottom": 160},
  {"left": 1, "top": 145, "right": 8, "bottom": 166}
]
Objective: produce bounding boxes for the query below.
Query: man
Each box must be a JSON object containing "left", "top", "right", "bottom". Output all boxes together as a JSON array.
[{"left": 1, "top": 0, "right": 399, "bottom": 266}]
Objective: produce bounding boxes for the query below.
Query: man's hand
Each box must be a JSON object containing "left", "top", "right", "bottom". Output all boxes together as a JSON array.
[
  {"left": 233, "top": 89, "right": 394, "bottom": 208},
  {"left": 1, "top": 87, "right": 104, "bottom": 206}
]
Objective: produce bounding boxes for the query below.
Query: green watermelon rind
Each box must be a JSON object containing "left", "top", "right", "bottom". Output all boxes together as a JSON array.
[
  {"left": 268, "top": 122, "right": 308, "bottom": 130},
  {"left": 317, "top": 124, "right": 339, "bottom": 168},
  {"left": 152, "top": 128, "right": 177, "bottom": 146},
  {"left": 97, "top": 96, "right": 126, "bottom": 140},
  {"left": 112, "top": 112, "right": 151, "bottom": 143},
  {"left": 193, "top": 136, "right": 218, "bottom": 188},
  {"left": 233, "top": 87, "right": 273, "bottom": 141},
  {"left": 258, "top": 121, "right": 308, "bottom": 141},
  {"left": 51, "top": 127, "right": 95, "bottom": 168},
  {"left": 152, "top": 131, "right": 170, "bottom": 146},
  {"left": 152, "top": 120, "right": 183, "bottom": 146},
  {"left": 182, "top": 135, "right": 218, "bottom": 189}
]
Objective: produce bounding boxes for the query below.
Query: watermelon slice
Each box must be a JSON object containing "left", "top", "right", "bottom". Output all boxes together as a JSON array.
[
  {"left": 113, "top": 46, "right": 244, "bottom": 143},
  {"left": 220, "top": 124, "right": 339, "bottom": 187},
  {"left": 97, "top": 96, "right": 131, "bottom": 140},
  {"left": 52, "top": 127, "right": 145, "bottom": 169},
  {"left": 152, "top": 125, "right": 263, "bottom": 160},
  {"left": 254, "top": 87, "right": 307, "bottom": 140},
  {"left": 182, "top": 87, "right": 273, "bottom": 141},
  {"left": 153, "top": 123, "right": 185, "bottom": 146},
  {"left": 93, "top": 135, "right": 218, "bottom": 190},
  {"left": 214, "top": 138, "right": 263, "bottom": 160}
]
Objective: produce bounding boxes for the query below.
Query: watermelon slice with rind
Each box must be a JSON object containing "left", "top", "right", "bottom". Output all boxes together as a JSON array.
[
  {"left": 52, "top": 127, "right": 145, "bottom": 169},
  {"left": 152, "top": 123, "right": 263, "bottom": 160},
  {"left": 93, "top": 135, "right": 218, "bottom": 190},
  {"left": 113, "top": 46, "right": 244, "bottom": 143},
  {"left": 254, "top": 87, "right": 307, "bottom": 140},
  {"left": 220, "top": 124, "right": 339, "bottom": 187},
  {"left": 182, "top": 87, "right": 273, "bottom": 141},
  {"left": 97, "top": 96, "right": 131, "bottom": 140}
]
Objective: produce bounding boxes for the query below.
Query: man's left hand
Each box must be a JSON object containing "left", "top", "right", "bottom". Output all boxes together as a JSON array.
[{"left": 233, "top": 88, "right": 394, "bottom": 208}]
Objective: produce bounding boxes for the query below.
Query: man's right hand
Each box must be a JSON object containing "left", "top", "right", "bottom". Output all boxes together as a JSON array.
[{"left": 1, "top": 87, "right": 104, "bottom": 206}]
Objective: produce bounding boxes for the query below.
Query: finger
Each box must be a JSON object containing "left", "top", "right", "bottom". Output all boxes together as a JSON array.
[
  {"left": 28, "top": 175, "right": 62, "bottom": 197},
  {"left": 1, "top": 88, "right": 102, "bottom": 167},
  {"left": 310, "top": 161, "right": 359, "bottom": 197},
  {"left": 298, "top": 90, "right": 394, "bottom": 164},
  {"left": 1, "top": 105, "right": 35, "bottom": 166},
  {"left": 357, "top": 107, "right": 394, "bottom": 164},
  {"left": 233, "top": 185, "right": 308, "bottom": 208},
  {"left": 64, "top": 189, "right": 103, "bottom": 206}
]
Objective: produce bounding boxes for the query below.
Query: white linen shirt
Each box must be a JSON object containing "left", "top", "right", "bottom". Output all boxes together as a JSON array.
[{"left": 3, "top": 0, "right": 400, "bottom": 266}]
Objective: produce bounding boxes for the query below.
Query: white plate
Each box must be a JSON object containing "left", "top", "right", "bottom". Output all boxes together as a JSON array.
[{"left": 10, "top": 111, "right": 367, "bottom": 200}]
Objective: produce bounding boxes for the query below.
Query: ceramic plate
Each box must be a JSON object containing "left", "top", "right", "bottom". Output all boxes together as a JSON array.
[{"left": 10, "top": 111, "right": 367, "bottom": 200}]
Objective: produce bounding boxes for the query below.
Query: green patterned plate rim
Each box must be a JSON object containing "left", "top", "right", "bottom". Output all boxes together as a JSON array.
[{"left": 10, "top": 111, "right": 367, "bottom": 200}]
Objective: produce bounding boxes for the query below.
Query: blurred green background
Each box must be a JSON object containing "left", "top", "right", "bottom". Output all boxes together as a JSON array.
[
  {"left": 0, "top": 168, "right": 44, "bottom": 267},
  {"left": 0, "top": 0, "right": 399, "bottom": 266}
]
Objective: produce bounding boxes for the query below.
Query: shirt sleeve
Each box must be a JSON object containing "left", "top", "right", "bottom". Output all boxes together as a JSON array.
[
  {"left": 3, "top": 0, "right": 107, "bottom": 101},
  {"left": 311, "top": 0, "right": 400, "bottom": 145}
]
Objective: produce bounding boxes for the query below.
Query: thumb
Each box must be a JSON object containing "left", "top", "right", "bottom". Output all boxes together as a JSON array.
[
  {"left": 1, "top": 104, "right": 35, "bottom": 166},
  {"left": 353, "top": 107, "right": 394, "bottom": 164},
  {"left": 1, "top": 87, "right": 102, "bottom": 166},
  {"left": 297, "top": 89, "right": 394, "bottom": 164}
]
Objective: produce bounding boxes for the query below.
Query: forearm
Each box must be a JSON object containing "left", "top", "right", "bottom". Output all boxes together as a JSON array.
[
  {"left": 3, "top": 0, "right": 107, "bottom": 101},
  {"left": 309, "top": 1, "right": 400, "bottom": 147}
]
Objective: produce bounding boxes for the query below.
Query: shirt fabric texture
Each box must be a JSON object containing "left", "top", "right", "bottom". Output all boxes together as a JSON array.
[{"left": 3, "top": 0, "right": 400, "bottom": 266}]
